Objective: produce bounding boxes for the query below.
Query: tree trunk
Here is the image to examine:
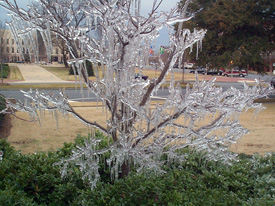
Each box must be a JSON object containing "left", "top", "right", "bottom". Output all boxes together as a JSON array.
[
  {"left": 63, "top": 53, "right": 68, "bottom": 68},
  {"left": 120, "top": 161, "right": 130, "bottom": 178}
]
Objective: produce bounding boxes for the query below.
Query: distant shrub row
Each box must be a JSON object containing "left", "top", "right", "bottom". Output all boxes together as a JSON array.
[
  {"left": 0, "top": 135, "right": 274, "bottom": 205},
  {"left": 0, "top": 64, "right": 10, "bottom": 78},
  {"left": 0, "top": 94, "right": 6, "bottom": 130},
  {"left": 69, "top": 60, "right": 94, "bottom": 76}
]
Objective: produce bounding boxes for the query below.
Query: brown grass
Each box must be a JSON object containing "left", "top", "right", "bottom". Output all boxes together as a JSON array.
[
  {"left": 141, "top": 69, "right": 198, "bottom": 82},
  {"left": 4, "top": 102, "right": 275, "bottom": 155},
  {"left": 43, "top": 65, "right": 105, "bottom": 81},
  {"left": 43, "top": 65, "right": 200, "bottom": 82},
  {"left": 8, "top": 65, "right": 24, "bottom": 80},
  {"left": 0, "top": 84, "right": 86, "bottom": 90}
]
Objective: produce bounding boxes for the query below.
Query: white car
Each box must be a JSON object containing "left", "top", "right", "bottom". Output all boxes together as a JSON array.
[{"left": 184, "top": 62, "right": 194, "bottom": 69}]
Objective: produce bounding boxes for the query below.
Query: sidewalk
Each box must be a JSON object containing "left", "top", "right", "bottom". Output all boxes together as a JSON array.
[{"left": 9, "top": 63, "right": 71, "bottom": 84}]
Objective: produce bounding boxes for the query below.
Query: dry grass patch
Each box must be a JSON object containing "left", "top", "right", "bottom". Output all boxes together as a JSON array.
[
  {"left": 6, "top": 106, "right": 109, "bottom": 154},
  {"left": 140, "top": 69, "right": 200, "bottom": 82},
  {"left": 231, "top": 103, "right": 275, "bottom": 155},
  {"left": 8, "top": 65, "right": 24, "bottom": 80},
  {"left": 43, "top": 65, "right": 200, "bottom": 83},
  {"left": 0, "top": 84, "right": 85, "bottom": 90},
  {"left": 42, "top": 66, "right": 71, "bottom": 80},
  {"left": 43, "top": 65, "right": 105, "bottom": 81},
  {"left": 4, "top": 102, "right": 275, "bottom": 155}
]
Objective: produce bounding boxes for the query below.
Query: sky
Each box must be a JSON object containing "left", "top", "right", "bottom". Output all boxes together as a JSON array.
[{"left": 0, "top": 0, "right": 180, "bottom": 48}]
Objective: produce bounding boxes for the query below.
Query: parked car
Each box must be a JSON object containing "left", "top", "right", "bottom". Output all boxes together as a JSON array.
[
  {"left": 223, "top": 67, "right": 247, "bottom": 77},
  {"left": 184, "top": 62, "right": 194, "bottom": 69},
  {"left": 190, "top": 68, "right": 206, "bottom": 74},
  {"left": 173, "top": 64, "right": 179, "bottom": 68},
  {"left": 271, "top": 78, "right": 275, "bottom": 88},
  {"left": 206, "top": 69, "right": 223, "bottom": 76},
  {"left": 135, "top": 73, "right": 148, "bottom": 80},
  {"left": 39, "top": 61, "right": 48, "bottom": 65}
]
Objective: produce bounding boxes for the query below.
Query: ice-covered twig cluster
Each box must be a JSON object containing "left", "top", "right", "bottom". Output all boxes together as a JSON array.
[{"left": 0, "top": 0, "right": 274, "bottom": 189}]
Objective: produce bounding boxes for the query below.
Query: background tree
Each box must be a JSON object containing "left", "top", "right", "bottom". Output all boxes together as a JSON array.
[
  {"left": 0, "top": 21, "right": 8, "bottom": 64},
  {"left": 178, "top": 0, "right": 275, "bottom": 72},
  {"left": 52, "top": 34, "right": 69, "bottom": 67},
  {"left": 0, "top": 0, "right": 273, "bottom": 189},
  {"left": 0, "top": 20, "right": 10, "bottom": 83}
]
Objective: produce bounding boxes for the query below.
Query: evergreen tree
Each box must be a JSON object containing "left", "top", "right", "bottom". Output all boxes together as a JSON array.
[{"left": 178, "top": 0, "right": 275, "bottom": 72}]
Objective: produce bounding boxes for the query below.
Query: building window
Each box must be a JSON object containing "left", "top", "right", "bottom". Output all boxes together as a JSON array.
[
  {"left": 12, "top": 39, "right": 14, "bottom": 45},
  {"left": 56, "top": 48, "right": 58, "bottom": 54},
  {"left": 6, "top": 39, "right": 9, "bottom": 44},
  {"left": 12, "top": 47, "right": 14, "bottom": 53},
  {"left": 6, "top": 47, "right": 9, "bottom": 53}
]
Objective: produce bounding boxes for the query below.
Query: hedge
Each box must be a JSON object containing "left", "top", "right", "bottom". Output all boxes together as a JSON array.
[
  {"left": 69, "top": 60, "right": 94, "bottom": 76},
  {"left": 0, "top": 135, "right": 274, "bottom": 205},
  {"left": 0, "top": 94, "right": 6, "bottom": 131},
  {"left": 0, "top": 64, "right": 10, "bottom": 78}
]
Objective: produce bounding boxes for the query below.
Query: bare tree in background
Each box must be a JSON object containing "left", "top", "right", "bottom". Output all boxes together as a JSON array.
[
  {"left": 52, "top": 34, "right": 69, "bottom": 67},
  {"left": 0, "top": 0, "right": 273, "bottom": 189}
]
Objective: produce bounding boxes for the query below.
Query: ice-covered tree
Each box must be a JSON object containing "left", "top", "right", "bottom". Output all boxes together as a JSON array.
[{"left": 0, "top": 0, "right": 273, "bottom": 189}]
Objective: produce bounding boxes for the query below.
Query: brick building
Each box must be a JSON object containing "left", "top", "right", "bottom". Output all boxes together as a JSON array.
[{"left": 0, "top": 29, "right": 66, "bottom": 63}]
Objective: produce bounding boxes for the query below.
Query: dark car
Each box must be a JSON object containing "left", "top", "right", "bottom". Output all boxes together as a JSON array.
[
  {"left": 189, "top": 68, "right": 206, "bottom": 74},
  {"left": 173, "top": 64, "right": 184, "bottom": 69},
  {"left": 271, "top": 78, "right": 275, "bottom": 88},
  {"left": 135, "top": 73, "right": 148, "bottom": 80},
  {"left": 173, "top": 64, "right": 179, "bottom": 68},
  {"left": 206, "top": 69, "right": 223, "bottom": 76}
]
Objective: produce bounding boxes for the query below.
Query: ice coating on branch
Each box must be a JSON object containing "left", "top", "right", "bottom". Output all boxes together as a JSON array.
[{"left": 0, "top": 0, "right": 274, "bottom": 189}]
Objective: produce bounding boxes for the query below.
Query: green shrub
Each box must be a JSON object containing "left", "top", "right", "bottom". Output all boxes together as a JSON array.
[
  {"left": 0, "top": 64, "right": 10, "bottom": 78},
  {"left": 0, "top": 94, "right": 6, "bottom": 130},
  {"left": 0, "top": 139, "right": 88, "bottom": 206},
  {"left": 0, "top": 137, "right": 275, "bottom": 205},
  {"left": 69, "top": 60, "right": 94, "bottom": 76}
]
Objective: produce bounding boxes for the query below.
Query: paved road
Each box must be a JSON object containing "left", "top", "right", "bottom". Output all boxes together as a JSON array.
[
  {"left": 2, "top": 64, "right": 274, "bottom": 101},
  {"left": 0, "top": 89, "right": 170, "bottom": 102},
  {"left": 2, "top": 85, "right": 275, "bottom": 102}
]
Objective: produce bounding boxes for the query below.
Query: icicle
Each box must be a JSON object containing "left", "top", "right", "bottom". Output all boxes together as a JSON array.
[
  {"left": 2, "top": 0, "right": 270, "bottom": 192},
  {"left": 196, "top": 41, "right": 199, "bottom": 60}
]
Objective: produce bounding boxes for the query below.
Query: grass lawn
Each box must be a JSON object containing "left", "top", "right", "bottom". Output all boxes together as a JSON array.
[
  {"left": 42, "top": 65, "right": 73, "bottom": 81},
  {"left": 8, "top": 65, "right": 24, "bottom": 81},
  {"left": 43, "top": 64, "right": 198, "bottom": 82},
  {"left": 43, "top": 65, "right": 197, "bottom": 86},
  {"left": 42, "top": 65, "right": 106, "bottom": 81},
  {"left": 5, "top": 102, "right": 275, "bottom": 155},
  {"left": 0, "top": 83, "right": 86, "bottom": 90},
  {"left": 142, "top": 68, "right": 197, "bottom": 82}
]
